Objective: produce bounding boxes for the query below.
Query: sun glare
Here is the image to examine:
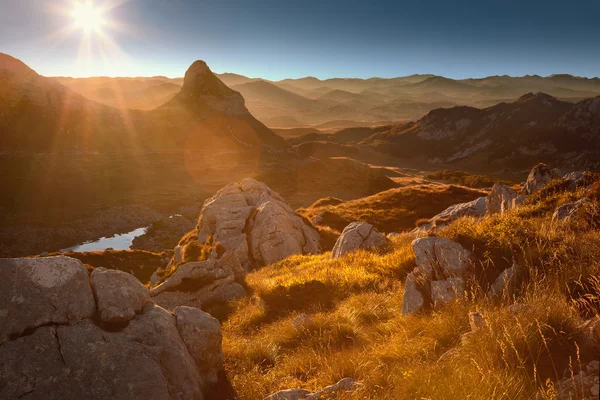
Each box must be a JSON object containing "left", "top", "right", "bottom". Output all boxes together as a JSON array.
[{"left": 72, "top": 2, "right": 105, "bottom": 32}]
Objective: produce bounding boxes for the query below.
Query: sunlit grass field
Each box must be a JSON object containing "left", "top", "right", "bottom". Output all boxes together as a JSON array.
[{"left": 221, "top": 181, "right": 600, "bottom": 399}]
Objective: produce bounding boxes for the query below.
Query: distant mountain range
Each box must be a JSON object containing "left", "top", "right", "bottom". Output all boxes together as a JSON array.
[
  {"left": 289, "top": 92, "right": 600, "bottom": 171},
  {"left": 54, "top": 70, "right": 600, "bottom": 129}
]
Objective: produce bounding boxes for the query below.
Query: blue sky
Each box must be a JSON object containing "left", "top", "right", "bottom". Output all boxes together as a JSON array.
[{"left": 1, "top": 0, "right": 599, "bottom": 79}]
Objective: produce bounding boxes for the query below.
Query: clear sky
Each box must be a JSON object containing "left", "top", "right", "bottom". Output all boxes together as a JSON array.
[{"left": 1, "top": 0, "right": 599, "bottom": 80}]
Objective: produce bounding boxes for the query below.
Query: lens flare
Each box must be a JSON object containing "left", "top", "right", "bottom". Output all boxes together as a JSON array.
[{"left": 72, "top": 2, "right": 105, "bottom": 32}]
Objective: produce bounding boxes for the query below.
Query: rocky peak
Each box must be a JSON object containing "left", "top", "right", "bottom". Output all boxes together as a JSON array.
[
  {"left": 162, "top": 59, "right": 248, "bottom": 116},
  {"left": 180, "top": 60, "right": 237, "bottom": 99}
]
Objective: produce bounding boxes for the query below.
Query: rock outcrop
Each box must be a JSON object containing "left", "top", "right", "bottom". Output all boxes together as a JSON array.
[
  {"left": 414, "top": 197, "right": 486, "bottom": 233},
  {"left": 552, "top": 198, "right": 588, "bottom": 222},
  {"left": 486, "top": 184, "right": 517, "bottom": 215},
  {"left": 402, "top": 237, "right": 472, "bottom": 315},
  {"left": 150, "top": 250, "right": 247, "bottom": 311},
  {"left": 331, "top": 221, "right": 388, "bottom": 259},
  {"left": 194, "top": 178, "right": 320, "bottom": 269},
  {"left": 91, "top": 267, "right": 151, "bottom": 323},
  {"left": 521, "top": 163, "right": 561, "bottom": 195},
  {"left": 153, "top": 178, "right": 320, "bottom": 311},
  {"left": 0, "top": 256, "right": 223, "bottom": 400}
]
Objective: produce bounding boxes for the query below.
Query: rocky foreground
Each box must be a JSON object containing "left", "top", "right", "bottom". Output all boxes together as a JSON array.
[{"left": 1, "top": 163, "right": 600, "bottom": 399}]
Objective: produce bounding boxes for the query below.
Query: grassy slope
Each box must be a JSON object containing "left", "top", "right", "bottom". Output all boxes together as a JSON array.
[
  {"left": 221, "top": 181, "right": 600, "bottom": 399},
  {"left": 300, "top": 184, "right": 487, "bottom": 234}
]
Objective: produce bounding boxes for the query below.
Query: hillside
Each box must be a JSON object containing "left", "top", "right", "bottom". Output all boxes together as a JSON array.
[
  {"left": 218, "top": 167, "right": 600, "bottom": 399},
  {"left": 363, "top": 93, "right": 600, "bottom": 171},
  {"left": 0, "top": 53, "right": 288, "bottom": 234}
]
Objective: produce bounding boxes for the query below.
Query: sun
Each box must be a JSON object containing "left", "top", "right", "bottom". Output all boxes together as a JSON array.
[{"left": 71, "top": 2, "right": 105, "bottom": 33}]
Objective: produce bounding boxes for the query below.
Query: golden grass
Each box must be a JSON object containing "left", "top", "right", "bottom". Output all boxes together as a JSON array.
[
  {"left": 221, "top": 184, "right": 600, "bottom": 399},
  {"left": 300, "top": 184, "right": 487, "bottom": 234}
]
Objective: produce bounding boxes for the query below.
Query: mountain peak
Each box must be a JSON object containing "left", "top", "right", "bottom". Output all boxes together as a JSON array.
[
  {"left": 517, "top": 92, "right": 559, "bottom": 105},
  {"left": 179, "top": 59, "right": 233, "bottom": 99}
]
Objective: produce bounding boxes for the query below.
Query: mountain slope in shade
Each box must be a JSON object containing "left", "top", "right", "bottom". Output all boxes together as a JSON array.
[
  {"left": 363, "top": 92, "right": 600, "bottom": 170},
  {"left": 0, "top": 54, "right": 288, "bottom": 230},
  {"left": 0, "top": 54, "right": 285, "bottom": 151}
]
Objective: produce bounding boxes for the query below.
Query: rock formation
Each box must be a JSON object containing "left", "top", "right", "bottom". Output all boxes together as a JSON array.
[
  {"left": 413, "top": 196, "right": 486, "bottom": 233},
  {"left": 0, "top": 256, "right": 223, "bottom": 400},
  {"left": 402, "top": 237, "right": 472, "bottom": 315},
  {"left": 486, "top": 184, "right": 518, "bottom": 215},
  {"left": 192, "top": 178, "right": 320, "bottom": 269},
  {"left": 150, "top": 250, "right": 247, "bottom": 311},
  {"left": 152, "top": 179, "right": 321, "bottom": 310},
  {"left": 331, "top": 221, "right": 388, "bottom": 259},
  {"left": 552, "top": 198, "right": 589, "bottom": 222},
  {"left": 521, "top": 163, "right": 561, "bottom": 195}
]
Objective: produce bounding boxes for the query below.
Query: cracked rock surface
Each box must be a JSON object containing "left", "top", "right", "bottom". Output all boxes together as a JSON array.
[
  {"left": 0, "top": 256, "right": 223, "bottom": 400},
  {"left": 402, "top": 237, "right": 472, "bottom": 315},
  {"left": 196, "top": 178, "right": 321, "bottom": 269},
  {"left": 331, "top": 221, "right": 388, "bottom": 259}
]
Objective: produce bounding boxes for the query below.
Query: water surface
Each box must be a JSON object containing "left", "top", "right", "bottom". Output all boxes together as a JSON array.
[{"left": 61, "top": 226, "right": 148, "bottom": 252}]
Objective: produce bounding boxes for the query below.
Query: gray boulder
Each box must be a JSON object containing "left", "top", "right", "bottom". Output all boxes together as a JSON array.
[
  {"left": 431, "top": 277, "right": 465, "bottom": 307},
  {"left": 402, "top": 238, "right": 472, "bottom": 315},
  {"left": 91, "top": 267, "right": 150, "bottom": 322},
  {"left": 487, "top": 264, "right": 520, "bottom": 299},
  {"left": 412, "top": 197, "right": 486, "bottom": 234},
  {"left": 174, "top": 306, "right": 223, "bottom": 384},
  {"left": 401, "top": 271, "right": 428, "bottom": 315},
  {"left": 412, "top": 237, "right": 472, "bottom": 280},
  {"left": 521, "top": 163, "right": 561, "bottom": 195},
  {"left": 486, "top": 184, "right": 517, "bottom": 215},
  {"left": 332, "top": 221, "right": 388, "bottom": 259},
  {"left": 196, "top": 178, "right": 320, "bottom": 270},
  {"left": 0, "top": 256, "right": 96, "bottom": 345},
  {"left": 552, "top": 198, "right": 588, "bottom": 222},
  {"left": 0, "top": 256, "right": 224, "bottom": 400}
]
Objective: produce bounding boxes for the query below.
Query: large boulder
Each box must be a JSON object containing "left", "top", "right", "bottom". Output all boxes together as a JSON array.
[
  {"left": 412, "top": 237, "right": 472, "bottom": 280},
  {"left": 486, "top": 184, "right": 517, "bottom": 215},
  {"left": 91, "top": 267, "right": 150, "bottom": 323},
  {"left": 196, "top": 178, "right": 320, "bottom": 269},
  {"left": 331, "top": 221, "right": 388, "bottom": 259},
  {"left": 0, "top": 256, "right": 224, "bottom": 400},
  {"left": 0, "top": 256, "right": 96, "bottom": 344},
  {"left": 402, "top": 238, "right": 472, "bottom": 315},
  {"left": 521, "top": 163, "right": 561, "bottom": 195},
  {"left": 174, "top": 306, "right": 223, "bottom": 384}
]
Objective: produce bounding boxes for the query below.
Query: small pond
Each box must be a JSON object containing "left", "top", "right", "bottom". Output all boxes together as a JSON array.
[{"left": 61, "top": 226, "right": 148, "bottom": 252}]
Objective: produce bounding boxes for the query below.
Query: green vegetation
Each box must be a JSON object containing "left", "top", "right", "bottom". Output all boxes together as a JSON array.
[{"left": 222, "top": 180, "right": 600, "bottom": 399}]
